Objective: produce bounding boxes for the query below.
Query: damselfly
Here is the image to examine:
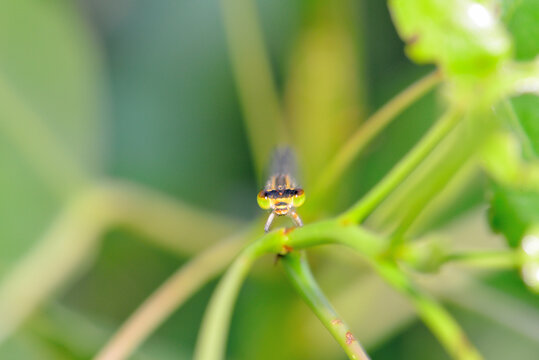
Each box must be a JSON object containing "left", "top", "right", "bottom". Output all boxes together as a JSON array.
[{"left": 257, "top": 147, "right": 305, "bottom": 232}]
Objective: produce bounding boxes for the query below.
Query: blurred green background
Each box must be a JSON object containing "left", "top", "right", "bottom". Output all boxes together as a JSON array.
[{"left": 0, "top": 0, "right": 538, "bottom": 359}]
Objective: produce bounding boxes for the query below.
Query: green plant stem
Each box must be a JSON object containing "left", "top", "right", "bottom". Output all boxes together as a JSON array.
[
  {"left": 340, "top": 108, "right": 462, "bottom": 224},
  {"left": 390, "top": 139, "right": 475, "bottom": 241},
  {"left": 397, "top": 160, "right": 478, "bottom": 237},
  {"left": 365, "top": 121, "right": 475, "bottom": 233},
  {"left": 441, "top": 250, "right": 520, "bottom": 269},
  {"left": 29, "top": 302, "right": 164, "bottom": 360},
  {"left": 390, "top": 111, "right": 497, "bottom": 241},
  {"left": 193, "top": 255, "right": 254, "bottom": 360},
  {"left": 0, "top": 190, "right": 107, "bottom": 344},
  {"left": 312, "top": 71, "right": 441, "bottom": 200},
  {"left": 374, "top": 261, "right": 482, "bottom": 360},
  {"left": 284, "top": 223, "right": 481, "bottom": 360},
  {"left": 192, "top": 222, "right": 381, "bottom": 360},
  {"left": 194, "top": 220, "right": 477, "bottom": 360},
  {"left": 442, "top": 278, "right": 539, "bottom": 345},
  {"left": 101, "top": 180, "right": 244, "bottom": 255},
  {"left": 282, "top": 251, "right": 370, "bottom": 360},
  {"left": 0, "top": 181, "right": 244, "bottom": 346},
  {"left": 193, "top": 231, "right": 282, "bottom": 360},
  {"left": 94, "top": 230, "right": 250, "bottom": 360},
  {"left": 219, "top": 0, "right": 287, "bottom": 177}
]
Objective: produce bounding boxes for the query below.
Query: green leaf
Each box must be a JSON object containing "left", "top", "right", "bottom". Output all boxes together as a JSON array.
[
  {"left": 488, "top": 186, "right": 539, "bottom": 247},
  {"left": 388, "top": 0, "right": 512, "bottom": 76},
  {"left": 510, "top": 95, "right": 539, "bottom": 157},
  {"left": 501, "top": 0, "right": 539, "bottom": 61}
]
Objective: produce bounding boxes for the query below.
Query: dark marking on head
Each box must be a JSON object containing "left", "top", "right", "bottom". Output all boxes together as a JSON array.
[{"left": 265, "top": 188, "right": 302, "bottom": 199}]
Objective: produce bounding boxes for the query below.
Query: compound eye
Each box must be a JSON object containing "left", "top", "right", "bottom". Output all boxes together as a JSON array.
[
  {"left": 257, "top": 190, "right": 271, "bottom": 209},
  {"left": 292, "top": 189, "right": 305, "bottom": 208}
]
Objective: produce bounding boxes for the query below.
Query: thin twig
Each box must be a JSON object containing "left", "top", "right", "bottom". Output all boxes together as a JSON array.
[
  {"left": 388, "top": 160, "right": 478, "bottom": 236},
  {"left": 94, "top": 230, "right": 249, "bottom": 360},
  {"left": 102, "top": 180, "right": 244, "bottom": 255},
  {"left": 444, "top": 279, "right": 539, "bottom": 344},
  {"left": 365, "top": 123, "right": 475, "bottom": 232},
  {"left": 374, "top": 261, "right": 483, "bottom": 360},
  {"left": 0, "top": 181, "right": 244, "bottom": 345},
  {"left": 282, "top": 251, "right": 370, "bottom": 360},
  {"left": 312, "top": 71, "right": 441, "bottom": 200},
  {"left": 0, "top": 190, "right": 108, "bottom": 344},
  {"left": 340, "top": 108, "right": 462, "bottom": 224},
  {"left": 441, "top": 250, "right": 520, "bottom": 269},
  {"left": 193, "top": 230, "right": 282, "bottom": 360},
  {"left": 389, "top": 111, "right": 497, "bottom": 241}
]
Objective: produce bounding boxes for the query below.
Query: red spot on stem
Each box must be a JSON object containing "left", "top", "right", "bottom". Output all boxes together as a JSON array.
[
  {"left": 331, "top": 319, "right": 343, "bottom": 325},
  {"left": 281, "top": 244, "right": 293, "bottom": 255},
  {"left": 345, "top": 332, "right": 355, "bottom": 345},
  {"left": 283, "top": 227, "right": 295, "bottom": 235}
]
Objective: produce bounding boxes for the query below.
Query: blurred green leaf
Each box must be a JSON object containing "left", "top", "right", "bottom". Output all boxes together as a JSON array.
[
  {"left": 0, "top": 1, "right": 103, "bottom": 355},
  {"left": 389, "top": 0, "right": 539, "bottom": 111},
  {"left": 286, "top": 0, "right": 365, "bottom": 188},
  {"left": 488, "top": 186, "right": 539, "bottom": 247},
  {"left": 499, "top": 0, "right": 539, "bottom": 157},
  {"left": 0, "top": 0, "right": 104, "bottom": 270},
  {"left": 0, "top": 332, "right": 69, "bottom": 360},
  {"left": 501, "top": 0, "right": 539, "bottom": 61},
  {"left": 510, "top": 95, "right": 539, "bottom": 157},
  {"left": 483, "top": 0, "right": 539, "bottom": 251},
  {"left": 0, "top": 0, "right": 105, "bottom": 169},
  {"left": 25, "top": 302, "right": 182, "bottom": 360},
  {"left": 388, "top": 0, "right": 511, "bottom": 76}
]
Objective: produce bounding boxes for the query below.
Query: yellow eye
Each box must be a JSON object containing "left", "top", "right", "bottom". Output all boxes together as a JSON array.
[
  {"left": 257, "top": 190, "right": 271, "bottom": 209},
  {"left": 292, "top": 189, "right": 305, "bottom": 208}
]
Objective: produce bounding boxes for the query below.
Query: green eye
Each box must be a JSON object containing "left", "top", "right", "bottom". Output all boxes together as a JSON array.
[
  {"left": 293, "top": 189, "right": 305, "bottom": 208},
  {"left": 257, "top": 191, "right": 271, "bottom": 209}
]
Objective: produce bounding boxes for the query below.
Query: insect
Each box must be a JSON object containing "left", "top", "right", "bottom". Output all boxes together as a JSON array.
[{"left": 257, "top": 147, "right": 305, "bottom": 232}]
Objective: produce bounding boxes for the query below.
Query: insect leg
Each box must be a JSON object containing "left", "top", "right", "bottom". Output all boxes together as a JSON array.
[
  {"left": 264, "top": 212, "right": 276, "bottom": 232},
  {"left": 288, "top": 210, "right": 303, "bottom": 228}
]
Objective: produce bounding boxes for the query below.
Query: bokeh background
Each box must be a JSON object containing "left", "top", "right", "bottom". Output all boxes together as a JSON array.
[{"left": 0, "top": 0, "right": 538, "bottom": 359}]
